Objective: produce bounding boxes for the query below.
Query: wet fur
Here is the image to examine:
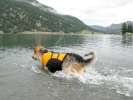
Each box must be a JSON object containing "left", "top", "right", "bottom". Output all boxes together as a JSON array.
[
  {"left": 33, "top": 46, "right": 95, "bottom": 74},
  {"left": 62, "top": 53, "right": 95, "bottom": 74}
]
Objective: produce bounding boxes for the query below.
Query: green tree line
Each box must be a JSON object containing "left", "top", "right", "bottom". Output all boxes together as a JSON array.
[{"left": 121, "top": 22, "right": 133, "bottom": 35}]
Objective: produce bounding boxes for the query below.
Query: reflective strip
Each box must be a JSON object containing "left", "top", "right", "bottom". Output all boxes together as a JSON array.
[
  {"left": 52, "top": 53, "right": 58, "bottom": 59},
  {"left": 58, "top": 53, "right": 66, "bottom": 61}
]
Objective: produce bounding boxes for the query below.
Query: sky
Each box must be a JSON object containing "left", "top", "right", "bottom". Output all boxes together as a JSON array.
[{"left": 37, "top": 0, "right": 133, "bottom": 26}]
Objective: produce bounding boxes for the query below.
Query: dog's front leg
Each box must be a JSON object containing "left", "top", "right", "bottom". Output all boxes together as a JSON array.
[{"left": 42, "top": 64, "right": 48, "bottom": 71}]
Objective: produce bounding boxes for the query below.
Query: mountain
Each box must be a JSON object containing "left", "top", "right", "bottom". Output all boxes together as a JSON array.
[
  {"left": 90, "top": 21, "right": 133, "bottom": 34},
  {"left": 15, "top": 0, "right": 57, "bottom": 13},
  {"left": 90, "top": 25, "right": 107, "bottom": 33},
  {"left": 0, "top": 0, "right": 90, "bottom": 33}
]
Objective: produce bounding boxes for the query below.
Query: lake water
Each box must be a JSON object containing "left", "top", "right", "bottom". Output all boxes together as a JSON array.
[{"left": 0, "top": 34, "right": 133, "bottom": 100}]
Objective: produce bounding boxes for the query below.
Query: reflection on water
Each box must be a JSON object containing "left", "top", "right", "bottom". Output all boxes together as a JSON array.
[
  {"left": 122, "top": 34, "right": 133, "bottom": 47},
  {"left": 0, "top": 34, "right": 133, "bottom": 100},
  {"left": 0, "top": 34, "right": 133, "bottom": 49},
  {"left": 0, "top": 34, "right": 85, "bottom": 48}
]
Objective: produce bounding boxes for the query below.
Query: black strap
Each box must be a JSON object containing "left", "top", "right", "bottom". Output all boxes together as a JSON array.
[
  {"left": 57, "top": 53, "right": 60, "bottom": 59},
  {"left": 50, "top": 51, "right": 53, "bottom": 59}
]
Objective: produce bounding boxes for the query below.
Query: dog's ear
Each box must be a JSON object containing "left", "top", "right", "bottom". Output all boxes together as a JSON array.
[{"left": 34, "top": 47, "right": 38, "bottom": 53}]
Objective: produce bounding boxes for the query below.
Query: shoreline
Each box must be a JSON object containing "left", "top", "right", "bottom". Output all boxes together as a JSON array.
[
  {"left": 19, "top": 31, "right": 66, "bottom": 35},
  {"left": 18, "top": 31, "right": 97, "bottom": 36},
  {"left": 0, "top": 31, "right": 122, "bottom": 36}
]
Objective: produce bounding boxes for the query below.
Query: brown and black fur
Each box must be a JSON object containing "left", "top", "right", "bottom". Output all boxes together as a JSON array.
[
  {"left": 32, "top": 46, "right": 96, "bottom": 74},
  {"left": 62, "top": 52, "right": 95, "bottom": 74}
]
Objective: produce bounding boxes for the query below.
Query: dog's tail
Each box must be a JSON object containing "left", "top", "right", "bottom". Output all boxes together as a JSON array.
[{"left": 83, "top": 52, "right": 96, "bottom": 65}]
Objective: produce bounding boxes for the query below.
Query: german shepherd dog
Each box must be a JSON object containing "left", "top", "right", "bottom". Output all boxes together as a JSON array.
[{"left": 32, "top": 46, "right": 95, "bottom": 74}]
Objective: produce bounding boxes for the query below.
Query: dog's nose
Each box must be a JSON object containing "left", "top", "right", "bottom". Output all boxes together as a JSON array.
[{"left": 32, "top": 56, "right": 37, "bottom": 60}]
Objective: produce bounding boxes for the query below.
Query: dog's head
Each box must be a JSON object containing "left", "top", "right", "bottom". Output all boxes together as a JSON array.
[{"left": 32, "top": 46, "right": 48, "bottom": 61}]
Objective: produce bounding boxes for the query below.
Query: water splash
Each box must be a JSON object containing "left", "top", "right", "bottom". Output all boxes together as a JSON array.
[
  {"left": 53, "top": 66, "right": 133, "bottom": 97},
  {"left": 31, "top": 65, "right": 41, "bottom": 74}
]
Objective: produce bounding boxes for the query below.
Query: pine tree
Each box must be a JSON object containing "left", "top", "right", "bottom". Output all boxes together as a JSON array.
[
  {"left": 121, "top": 22, "right": 127, "bottom": 35},
  {"left": 127, "top": 24, "right": 133, "bottom": 33}
]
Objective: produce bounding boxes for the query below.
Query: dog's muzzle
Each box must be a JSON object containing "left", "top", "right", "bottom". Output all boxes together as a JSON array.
[{"left": 32, "top": 55, "right": 38, "bottom": 60}]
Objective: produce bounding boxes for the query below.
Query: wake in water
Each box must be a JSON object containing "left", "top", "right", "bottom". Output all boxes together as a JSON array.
[{"left": 32, "top": 65, "right": 133, "bottom": 97}]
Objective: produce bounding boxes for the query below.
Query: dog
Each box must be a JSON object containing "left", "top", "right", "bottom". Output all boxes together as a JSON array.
[{"left": 32, "top": 46, "right": 96, "bottom": 74}]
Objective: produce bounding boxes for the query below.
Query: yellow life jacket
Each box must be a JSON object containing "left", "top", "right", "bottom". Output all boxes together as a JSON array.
[{"left": 41, "top": 51, "right": 66, "bottom": 66}]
